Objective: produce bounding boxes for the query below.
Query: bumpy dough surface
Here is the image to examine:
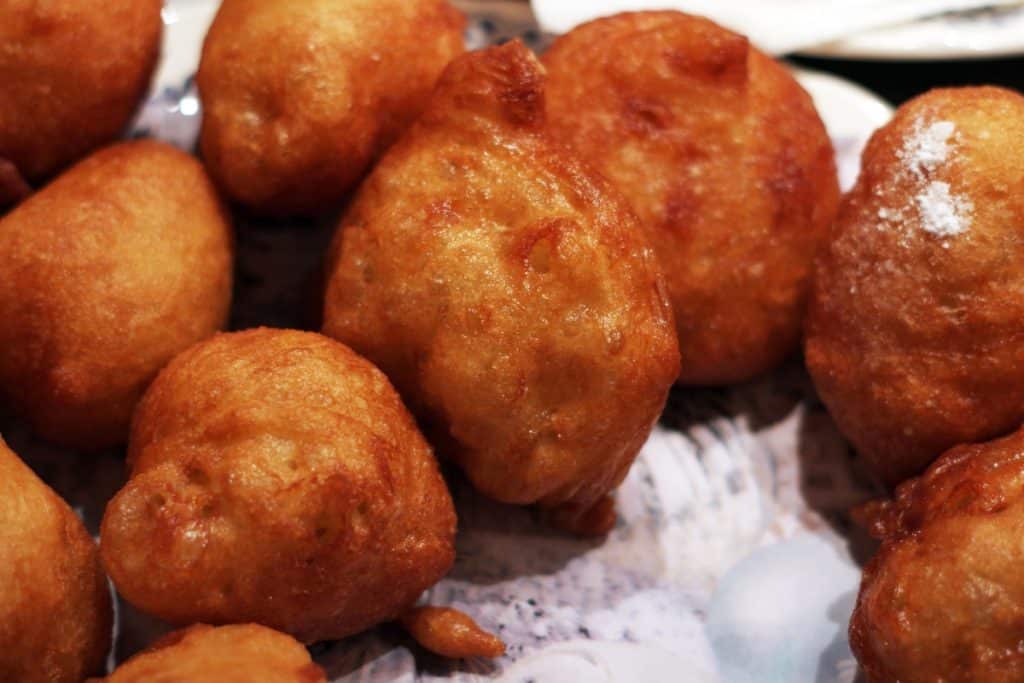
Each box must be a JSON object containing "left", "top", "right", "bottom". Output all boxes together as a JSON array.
[
  {"left": 0, "top": 437, "right": 112, "bottom": 683},
  {"left": 542, "top": 11, "right": 839, "bottom": 385},
  {"left": 95, "top": 624, "right": 325, "bottom": 682},
  {"left": 0, "top": 0, "right": 161, "bottom": 186},
  {"left": 198, "top": 0, "right": 465, "bottom": 216},
  {"left": 322, "top": 41, "right": 679, "bottom": 523},
  {"left": 101, "top": 329, "right": 456, "bottom": 644},
  {"left": 851, "top": 426, "right": 1024, "bottom": 682},
  {"left": 0, "top": 141, "right": 234, "bottom": 450},
  {"left": 805, "top": 87, "right": 1024, "bottom": 487}
]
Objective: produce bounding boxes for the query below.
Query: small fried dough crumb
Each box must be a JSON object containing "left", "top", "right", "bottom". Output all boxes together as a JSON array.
[{"left": 400, "top": 607, "right": 505, "bottom": 659}]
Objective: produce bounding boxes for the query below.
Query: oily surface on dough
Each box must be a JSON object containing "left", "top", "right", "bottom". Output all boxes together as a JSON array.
[
  {"left": 101, "top": 329, "right": 456, "bottom": 644},
  {"left": 543, "top": 11, "right": 839, "bottom": 385},
  {"left": 852, "top": 426, "right": 1024, "bottom": 682},
  {"left": 0, "top": 141, "right": 234, "bottom": 451},
  {"left": 0, "top": 0, "right": 162, "bottom": 184},
  {"left": 806, "top": 86, "right": 1024, "bottom": 487},
  {"left": 198, "top": 0, "right": 466, "bottom": 215},
  {"left": 0, "top": 436, "right": 112, "bottom": 683},
  {"left": 94, "top": 624, "right": 325, "bottom": 683},
  {"left": 323, "top": 41, "right": 680, "bottom": 524}
]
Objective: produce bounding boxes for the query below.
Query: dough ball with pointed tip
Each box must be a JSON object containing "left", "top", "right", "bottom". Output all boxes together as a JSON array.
[
  {"left": 322, "top": 41, "right": 679, "bottom": 532},
  {"left": 101, "top": 328, "right": 456, "bottom": 644}
]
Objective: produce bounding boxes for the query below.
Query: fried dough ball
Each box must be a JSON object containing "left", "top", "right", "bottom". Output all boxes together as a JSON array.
[
  {"left": 0, "top": 141, "right": 234, "bottom": 450},
  {"left": 543, "top": 12, "right": 840, "bottom": 385},
  {"left": 805, "top": 87, "right": 1024, "bottom": 487},
  {"left": 197, "top": 0, "right": 465, "bottom": 216},
  {"left": 94, "top": 624, "right": 325, "bottom": 683},
  {"left": 322, "top": 41, "right": 679, "bottom": 534},
  {"left": 0, "top": 0, "right": 162, "bottom": 198},
  {"left": 0, "top": 436, "right": 112, "bottom": 683},
  {"left": 100, "top": 328, "right": 458, "bottom": 644},
  {"left": 850, "top": 426, "right": 1024, "bottom": 682}
]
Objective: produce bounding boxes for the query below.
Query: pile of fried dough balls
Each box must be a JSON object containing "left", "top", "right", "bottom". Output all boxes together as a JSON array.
[
  {"left": 5, "top": 0, "right": 1021, "bottom": 680},
  {"left": 808, "top": 86, "right": 1024, "bottom": 682}
]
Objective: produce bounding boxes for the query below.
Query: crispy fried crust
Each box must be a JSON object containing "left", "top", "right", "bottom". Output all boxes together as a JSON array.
[
  {"left": 101, "top": 329, "right": 456, "bottom": 644},
  {"left": 0, "top": 0, "right": 162, "bottom": 185},
  {"left": 851, "top": 426, "right": 1024, "bottom": 682},
  {"left": 805, "top": 87, "right": 1024, "bottom": 487},
  {"left": 0, "top": 141, "right": 234, "bottom": 450},
  {"left": 197, "top": 0, "right": 465, "bottom": 216},
  {"left": 322, "top": 41, "right": 680, "bottom": 519},
  {"left": 0, "top": 437, "right": 112, "bottom": 683},
  {"left": 542, "top": 11, "right": 839, "bottom": 385},
  {"left": 94, "top": 624, "right": 325, "bottom": 682}
]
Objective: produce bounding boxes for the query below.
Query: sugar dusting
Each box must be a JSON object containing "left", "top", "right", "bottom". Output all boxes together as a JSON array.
[
  {"left": 877, "top": 117, "right": 973, "bottom": 240},
  {"left": 916, "top": 181, "right": 973, "bottom": 239},
  {"left": 900, "top": 120, "right": 956, "bottom": 181}
]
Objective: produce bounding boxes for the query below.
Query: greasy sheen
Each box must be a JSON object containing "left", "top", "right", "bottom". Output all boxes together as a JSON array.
[
  {"left": 543, "top": 11, "right": 840, "bottom": 385},
  {"left": 95, "top": 624, "right": 325, "bottom": 682},
  {"left": 101, "top": 329, "right": 456, "bottom": 644},
  {"left": 805, "top": 87, "right": 1024, "bottom": 487},
  {"left": 322, "top": 41, "right": 680, "bottom": 528},
  {"left": 198, "top": 0, "right": 466, "bottom": 216},
  {"left": 0, "top": 141, "right": 234, "bottom": 450},
  {"left": 851, "top": 426, "right": 1024, "bottom": 682},
  {"left": 0, "top": 437, "right": 112, "bottom": 683},
  {"left": 0, "top": 0, "right": 162, "bottom": 187}
]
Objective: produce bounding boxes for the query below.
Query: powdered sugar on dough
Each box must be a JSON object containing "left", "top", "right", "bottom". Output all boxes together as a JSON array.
[
  {"left": 901, "top": 119, "right": 956, "bottom": 180},
  {"left": 916, "top": 180, "right": 973, "bottom": 238},
  {"left": 884, "top": 117, "right": 974, "bottom": 239}
]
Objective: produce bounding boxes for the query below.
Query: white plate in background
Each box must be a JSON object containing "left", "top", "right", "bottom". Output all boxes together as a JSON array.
[
  {"left": 791, "top": 69, "right": 892, "bottom": 191},
  {"left": 528, "top": 0, "right": 1024, "bottom": 60},
  {"left": 802, "top": 5, "right": 1024, "bottom": 60}
]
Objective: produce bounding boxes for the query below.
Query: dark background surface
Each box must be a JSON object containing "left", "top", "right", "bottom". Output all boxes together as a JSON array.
[{"left": 792, "top": 55, "right": 1024, "bottom": 105}]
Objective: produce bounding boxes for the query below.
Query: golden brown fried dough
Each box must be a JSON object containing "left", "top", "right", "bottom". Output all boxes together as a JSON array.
[
  {"left": 101, "top": 328, "right": 457, "bottom": 644},
  {"left": 400, "top": 607, "right": 506, "bottom": 659},
  {"left": 851, "top": 426, "right": 1024, "bottom": 682},
  {"left": 0, "top": 141, "right": 234, "bottom": 450},
  {"left": 0, "top": 0, "right": 162, "bottom": 192},
  {"left": 197, "top": 0, "right": 465, "bottom": 216},
  {"left": 0, "top": 437, "right": 112, "bottom": 683},
  {"left": 805, "top": 87, "right": 1024, "bottom": 487},
  {"left": 543, "top": 11, "right": 839, "bottom": 385},
  {"left": 94, "top": 624, "right": 325, "bottom": 683},
  {"left": 322, "top": 41, "right": 679, "bottom": 530}
]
